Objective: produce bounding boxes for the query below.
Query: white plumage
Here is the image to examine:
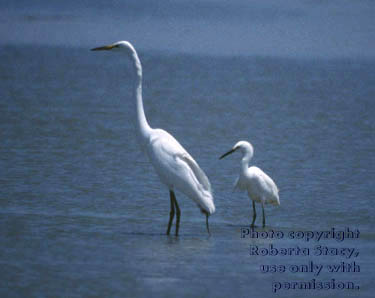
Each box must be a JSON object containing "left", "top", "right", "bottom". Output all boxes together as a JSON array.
[
  {"left": 147, "top": 129, "right": 215, "bottom": 214},
  {"left": 220, "top": 140, "right": 279, "bottom": 227},
  {"left": 92, "top": 41, "right": 215, "bottom": 236}
]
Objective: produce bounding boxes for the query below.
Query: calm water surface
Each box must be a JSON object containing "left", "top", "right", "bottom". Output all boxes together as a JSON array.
[{"left": 1, "top": 44, "right": 374, "bottom": 297}]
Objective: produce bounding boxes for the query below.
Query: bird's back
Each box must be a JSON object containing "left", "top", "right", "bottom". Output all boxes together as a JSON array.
[
  {"left": 244, "top": 166, "right": 280, "bottom": 205},
  {"left": 146, "top": 128, "right": 215, "bottom": 214}
]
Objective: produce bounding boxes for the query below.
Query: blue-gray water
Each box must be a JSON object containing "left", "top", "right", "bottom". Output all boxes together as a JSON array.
[{"left": 1, "top": 1, "right": 375, "bottom": 297}]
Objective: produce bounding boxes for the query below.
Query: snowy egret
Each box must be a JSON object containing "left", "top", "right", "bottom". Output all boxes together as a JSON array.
[
  {"left": 91, "top": 41, "right": 215, "bottom": 236},
  {"left": 220, "top": 141, "right": 279, "bottom": 227}
]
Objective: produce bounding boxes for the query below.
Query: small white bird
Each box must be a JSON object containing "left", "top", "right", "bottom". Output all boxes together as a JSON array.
[
  {"left": 220, "top": 141, "right": 279, "bottom": 227},
  {"left": 91, "top": 41, "right": 215, "bottom": 236}
]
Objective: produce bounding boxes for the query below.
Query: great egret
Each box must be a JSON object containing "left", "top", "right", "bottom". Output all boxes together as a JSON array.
[
  {"left": 219, "top": 141, "right": 279, "bottom": 227},
  {"left": 91, "top": 41, "right": 215, "bottom": 236}
]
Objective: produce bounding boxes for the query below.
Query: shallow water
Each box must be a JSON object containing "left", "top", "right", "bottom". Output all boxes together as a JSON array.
[
  {"left": 1, "top": 1, "right": 375, "bottom": 297},
  {"left": 1, "top": 44, "right": 374, "bottom": 297}
]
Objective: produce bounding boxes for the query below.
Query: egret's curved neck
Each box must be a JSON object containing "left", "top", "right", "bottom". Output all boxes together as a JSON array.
[
  {"left": 240, "top": 151, "right": 252, "bottom": 173},
  {"left": 130, "top": 50, "right": 151, "bottom": 141}
]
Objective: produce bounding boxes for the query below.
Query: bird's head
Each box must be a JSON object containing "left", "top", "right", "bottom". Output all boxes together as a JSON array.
[
  {"left": 91, "top": 40, "right": 139, "bottom": 62},
  {"left": 91, "top": 40, "right": 141, "bottom": 75},
  {"left": 219, "top": 140, "right": 254, "bottom": 159}
]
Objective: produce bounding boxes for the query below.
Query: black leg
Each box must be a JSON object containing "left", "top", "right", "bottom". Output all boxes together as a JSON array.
[
  {"left": 166, "top": 190, "right": 175, "bottom": 235},
  {"left": 206, "top": 213, "right": 210, "bottom": 236},
  {"left": 251, "top": 200, "right": 257, "bottom": 228},
  {"left": 172, "top": 191, "right": 181, "bottom": 236},
  {"left": 262, "top": 203, "right": 265, "bottom": 228}
]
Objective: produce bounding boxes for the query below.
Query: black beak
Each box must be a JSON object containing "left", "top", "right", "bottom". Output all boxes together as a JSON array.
[{"left": 219, "top": 148, "right": 236, "bottom": 159}]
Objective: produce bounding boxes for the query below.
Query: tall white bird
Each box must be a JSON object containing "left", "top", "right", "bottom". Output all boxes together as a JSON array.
[
  {"left": 91, "top": 41, "right": 215, "bottom": 236},
  {"left": 219, "top": 141, "right": 279, "bottom": 227}
]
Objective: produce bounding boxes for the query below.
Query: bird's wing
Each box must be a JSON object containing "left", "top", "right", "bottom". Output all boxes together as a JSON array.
[
  {"left": 148, "top": 129, "right": 214, "bottom": 214},
  {"left": 177, "top": 152, "right": 212, "bottom": 193},
  {"left": 175, "top": 152, "right": 215, "bottom": 214},
  {"left": 152, "top": 129, "right": 211, "bottom": 192},
  {"left": 249, "top": 167, "right": 280, "bottom": 205}
]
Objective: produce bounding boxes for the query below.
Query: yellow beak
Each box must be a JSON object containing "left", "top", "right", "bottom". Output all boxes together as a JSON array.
[{"left": 91, "top": 44, "right": 115, "bottom": 51}]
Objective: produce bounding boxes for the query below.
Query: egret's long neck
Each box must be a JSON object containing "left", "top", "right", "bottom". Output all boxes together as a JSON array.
[
  {"left": 240, "top": 152, "right": 252, "bottom": 174},
  {"left": 131, "top": 50, "right": 151, "bottom": 141}
]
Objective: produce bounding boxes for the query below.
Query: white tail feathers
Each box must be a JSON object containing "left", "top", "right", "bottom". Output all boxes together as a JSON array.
[
  {"left": 178, "top": 153, "right": 215, "bottom": 215},
  {"left": 200, "top": 190, "right": 216, "bottom": 215}
]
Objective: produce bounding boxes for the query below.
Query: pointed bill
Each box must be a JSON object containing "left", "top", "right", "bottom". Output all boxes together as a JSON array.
[
  {"left": 219, "top": 148, "right": 236, "bottom": 159},
  {"left": 91, "top": 44, "right": 116, "bottom": 51}
]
